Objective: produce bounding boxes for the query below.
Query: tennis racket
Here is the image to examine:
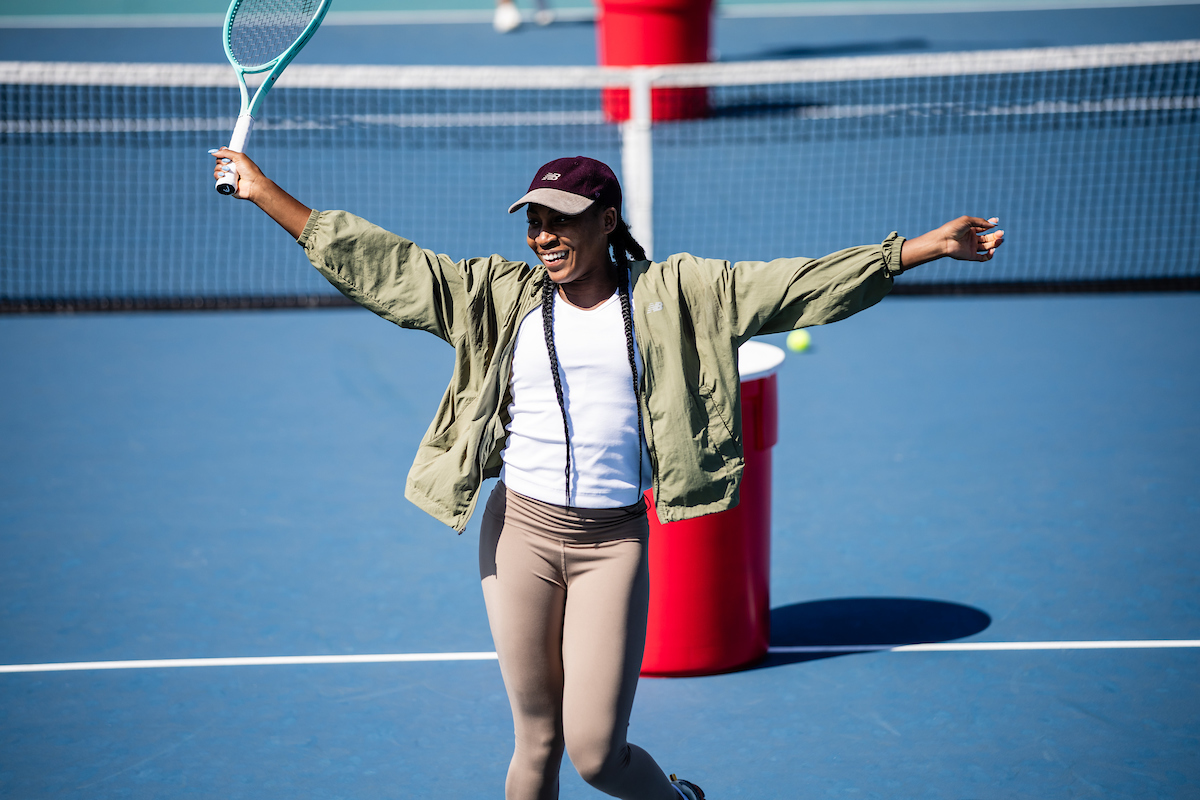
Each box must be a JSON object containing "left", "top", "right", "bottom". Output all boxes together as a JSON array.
[{"left": 215, "top": 0, "right": 332, "bottom": 195}]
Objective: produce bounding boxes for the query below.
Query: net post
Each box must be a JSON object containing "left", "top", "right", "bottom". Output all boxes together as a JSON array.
[{"left": 621, "top": 67, "right": 654, "bottom": 261}]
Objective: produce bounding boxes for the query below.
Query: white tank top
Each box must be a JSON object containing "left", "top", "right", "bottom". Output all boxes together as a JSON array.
[{"left": 501, "top": 290, "right": 651, "bottom": 508}]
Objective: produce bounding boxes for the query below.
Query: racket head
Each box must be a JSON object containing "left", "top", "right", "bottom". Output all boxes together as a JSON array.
[
  {"left": 223, "top": 0, "right": 332, "bottom": 74},
  {"left": 216, "top": 0, "right": 330, "bottom": 195}
]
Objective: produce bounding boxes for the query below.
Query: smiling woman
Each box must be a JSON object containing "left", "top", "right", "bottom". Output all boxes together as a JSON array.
[{"left": 210, "top": 146, "right": 1002, "bottom": 800}]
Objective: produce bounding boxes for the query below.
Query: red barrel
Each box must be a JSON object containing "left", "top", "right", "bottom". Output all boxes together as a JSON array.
[
  {"left": 597, "top": 0, "right": 712, "bottom": 121},
  {"left": 641, "top": 342, "right": 785, "bottom": 677}
]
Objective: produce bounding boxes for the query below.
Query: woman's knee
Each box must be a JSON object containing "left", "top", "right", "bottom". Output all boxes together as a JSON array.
[
  {"left": 566, "top": 733, "right": 630, "bottom": 789},
  {"left": 513, "top": 729, "right": 567, "bottom": 775}
]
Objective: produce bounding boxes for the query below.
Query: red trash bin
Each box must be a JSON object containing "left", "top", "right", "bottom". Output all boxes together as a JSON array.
[
  {"left": 597, "top": 0, "right": 712, "bottom": 121},
  {"left": 641, "top": 341, "right": 785, "bottom": 677}
]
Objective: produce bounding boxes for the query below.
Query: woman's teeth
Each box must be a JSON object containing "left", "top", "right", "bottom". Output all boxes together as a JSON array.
[{"left": 543, "top": 252, "right": 566, "bottom": 264}]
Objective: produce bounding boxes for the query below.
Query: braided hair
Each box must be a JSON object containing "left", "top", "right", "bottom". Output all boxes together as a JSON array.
[{"left": 541, "top": 215, "right": 648, "bottom": 509}]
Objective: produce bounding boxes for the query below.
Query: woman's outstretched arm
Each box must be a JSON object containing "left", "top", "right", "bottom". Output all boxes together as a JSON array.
[
  {"left": 899, "top": 216, "right": 1005, "bottom": 271},
  {"left": 211, "top": 148, "right": 312, "bottom": 240},
  {"left": 705, "top": 214, "right": 1007, "bottom": 341}
]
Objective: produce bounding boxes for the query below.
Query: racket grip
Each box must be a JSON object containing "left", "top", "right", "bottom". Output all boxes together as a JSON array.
[
  {"left": 215, "top": 113, "right": 254, "bottom": 196},
  {"left": 216, "top": 163, "right": 239, "bottom": 195},
  {"left": 228, "top": 113, "right": 254, "bottom": 153}
]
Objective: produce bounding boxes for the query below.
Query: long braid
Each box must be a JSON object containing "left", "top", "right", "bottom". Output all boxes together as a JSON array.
[
  {"left": 611, "top": 218, "right": 647, "bottom": 496},
  {"left": 541, "top": 275, "right": 572, "bottom": 509},
  {"left": 611, "top": 218, "right": 647, "bottom": 263}
]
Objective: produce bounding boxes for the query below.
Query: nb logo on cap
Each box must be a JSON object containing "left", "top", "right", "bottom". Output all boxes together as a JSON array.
[{"left": 541, "top": 172, "right": 561, "bottom": 181}]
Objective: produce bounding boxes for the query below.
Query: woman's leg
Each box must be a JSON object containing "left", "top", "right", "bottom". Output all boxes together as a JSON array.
[
  {"left": 560, "top": 531, "right": 677, "bottom": 800},
  {"left": 480, "top": 487, "right": 568, "bottom": 800}
]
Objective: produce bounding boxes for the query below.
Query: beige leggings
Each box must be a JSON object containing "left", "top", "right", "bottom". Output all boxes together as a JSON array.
[{"left": 479, "top": 483, "right": 678, "bottom": 800}]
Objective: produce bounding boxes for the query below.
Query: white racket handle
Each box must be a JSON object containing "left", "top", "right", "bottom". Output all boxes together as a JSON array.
[{"left": 215, "top": 113, "right": 254, "bottom": 196}]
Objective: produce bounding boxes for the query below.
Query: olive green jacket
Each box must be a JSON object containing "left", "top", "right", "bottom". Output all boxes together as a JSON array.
[{"left": 298, "top": 209, "right": 903, "bottom": 532}]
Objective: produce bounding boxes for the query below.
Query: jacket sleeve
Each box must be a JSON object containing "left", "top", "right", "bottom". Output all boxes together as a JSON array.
[
  {"left": 702, "top": 232, "right": 905, "bottom": 344},
  {"left": 297, "top": 209, "right": 498, "bottom": 344}
]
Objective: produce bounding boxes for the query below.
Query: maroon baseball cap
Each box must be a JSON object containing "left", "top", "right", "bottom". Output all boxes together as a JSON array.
[{"left": 508, "top": 156, "right": 622, "bottom": 215}]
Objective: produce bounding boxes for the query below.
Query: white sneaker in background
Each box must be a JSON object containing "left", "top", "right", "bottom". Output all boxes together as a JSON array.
[
  {"left": 493, "top": 1, "right": 522, "bottom": 33},
  {"left": 534, "top": 8, "right": 555, "bottom": 25}
]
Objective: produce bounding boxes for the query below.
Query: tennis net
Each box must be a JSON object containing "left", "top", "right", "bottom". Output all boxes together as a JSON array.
[{"left": 3, "top": 40, "right": 1198, "bottom": 311}]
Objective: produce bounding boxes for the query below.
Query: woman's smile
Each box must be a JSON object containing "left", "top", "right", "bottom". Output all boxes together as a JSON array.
[{"left": 525, "top": 202, "right": 619, "bottom": 308}]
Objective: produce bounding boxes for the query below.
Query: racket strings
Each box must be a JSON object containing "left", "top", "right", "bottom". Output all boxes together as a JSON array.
[{"left": 228, "top": 0, "right": 321, "bottom": 69}]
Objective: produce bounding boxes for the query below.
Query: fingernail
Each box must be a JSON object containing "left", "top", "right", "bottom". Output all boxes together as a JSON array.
[
  {"left": 208, "top": 149, "right": 220, "bottom": 154},
  {"left": 220, "top": 158, "right": 231, "bottom": 164}
]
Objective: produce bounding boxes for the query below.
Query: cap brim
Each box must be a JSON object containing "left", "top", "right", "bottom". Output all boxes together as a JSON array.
[{"left": 508, "top": 188, "right": 596, "bottom": 215}]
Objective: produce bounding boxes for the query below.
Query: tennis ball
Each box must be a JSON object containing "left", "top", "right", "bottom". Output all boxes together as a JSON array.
[{"left": 786, "top": 329, "right": 812, "bottom": 353}]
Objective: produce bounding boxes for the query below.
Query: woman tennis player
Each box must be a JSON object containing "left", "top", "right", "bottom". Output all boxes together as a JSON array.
[{"left": 212, "top": 150, "right": 1002, "bottom": 800}]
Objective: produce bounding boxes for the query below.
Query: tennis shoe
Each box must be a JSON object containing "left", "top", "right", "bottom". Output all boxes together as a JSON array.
[
  {"left": 493, "top": 1, "right": 522, "bottom": 33},
  {"left": 670, "top": 774, "right": 706, "bottom": 800},
  {"left": 535, "top": 8, "right": 555, "bottom": 25}
]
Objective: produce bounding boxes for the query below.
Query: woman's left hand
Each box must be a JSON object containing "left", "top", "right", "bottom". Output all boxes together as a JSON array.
[
  {"left": 900, "top": 216, "right": 1005, "bottom": 271},
  {"left": 942, "top": 216, "right": 1005, "bottom": 261}
]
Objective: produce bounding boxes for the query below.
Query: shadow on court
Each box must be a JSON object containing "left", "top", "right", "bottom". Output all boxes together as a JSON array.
[{"left": 758, "top": 597, "right": 992, "bottom": 669}]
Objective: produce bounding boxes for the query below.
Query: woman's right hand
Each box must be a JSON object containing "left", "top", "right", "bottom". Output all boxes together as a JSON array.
[
  {"left": 210, "top": 147, "right": 268, "bottom": 202},
  {"left": 209, "top": 148, "right": 314, "bottom": 239}
]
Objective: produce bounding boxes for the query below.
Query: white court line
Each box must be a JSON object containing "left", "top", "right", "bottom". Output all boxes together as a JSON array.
[
  {"left": 769, "top": 640, "right": 1200, "bottom": 653},
  {"left": 0, "top": 652, "right": 499, "bottom": 674},
  {"left": 1, "top": 641, "right": 1197, "bottom": 674},
  {"left": 721, "top": 0, "right": 1200, "bottom": 18},
  {"left": 1, "top": 1, "right": 1196, "bottom": 28}
]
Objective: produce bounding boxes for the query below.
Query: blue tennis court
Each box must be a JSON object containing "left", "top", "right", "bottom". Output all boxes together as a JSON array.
[
  {"left": 3, "top": 2, "right": 1199, "bottom": 64},
  {"left": 2, "top": 3, "right": 1199, "bottom": 798},
  {"left": 3, "top": 293, "right": 1198, "bottom": 797}
]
